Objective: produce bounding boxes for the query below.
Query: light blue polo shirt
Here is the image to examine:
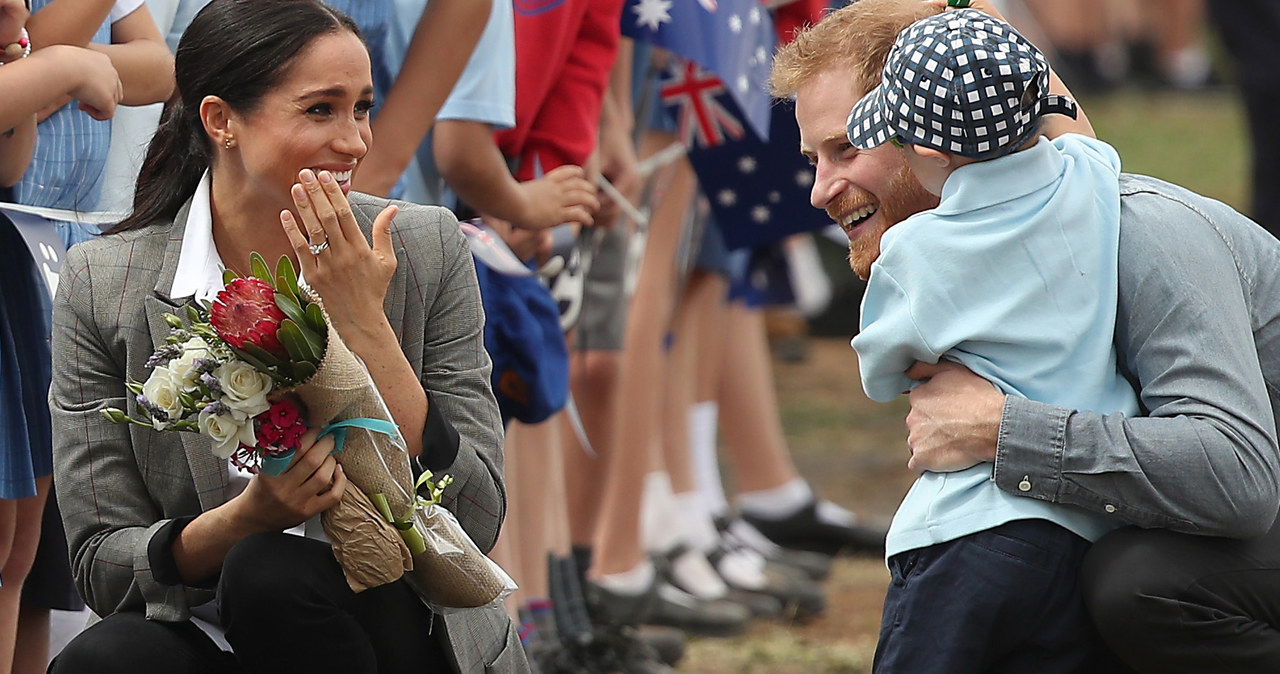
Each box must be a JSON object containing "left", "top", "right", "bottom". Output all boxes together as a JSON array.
[{"left": 853, "top": 134, "right": 1137, "bottom": 559}]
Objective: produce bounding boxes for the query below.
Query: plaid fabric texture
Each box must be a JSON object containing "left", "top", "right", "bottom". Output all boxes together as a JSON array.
[{"left": 846, "top": 9, "right": 1077, "bottom": 158}]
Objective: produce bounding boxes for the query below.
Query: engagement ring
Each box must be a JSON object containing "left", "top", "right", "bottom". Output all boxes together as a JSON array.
[
  {"left": 946, "top": 0, "right": 970, "bottom": 6},
  {"left": 309, "top": 240, "right": 330, "bottom": 255}
]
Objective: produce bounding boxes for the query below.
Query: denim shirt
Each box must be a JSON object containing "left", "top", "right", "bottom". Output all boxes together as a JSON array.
[{"left": 995, "top": 174, "right": 1280, "bottom": 538}]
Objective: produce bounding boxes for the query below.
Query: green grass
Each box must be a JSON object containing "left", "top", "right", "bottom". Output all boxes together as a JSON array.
[{"left": 1083, "top": 87, "right": 1249, "bottom": 209}]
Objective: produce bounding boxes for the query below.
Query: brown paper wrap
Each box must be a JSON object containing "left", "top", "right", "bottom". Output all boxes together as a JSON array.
[
  {"left": 326, "top": 485, "right": 413, "bottom": 592},
  {"left": 287, "top": 294, "right": 510, "bottom": 607},
  {"left": 406, "top": 505, "right": 508, "bottom": 608},
  {"left": 285, "top": 318, "right": 415, "bottom": 592}
]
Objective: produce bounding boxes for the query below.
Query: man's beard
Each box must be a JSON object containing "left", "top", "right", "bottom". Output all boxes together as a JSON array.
[{"left": 847, "top": 165, "right": 936, "bottom": 279}]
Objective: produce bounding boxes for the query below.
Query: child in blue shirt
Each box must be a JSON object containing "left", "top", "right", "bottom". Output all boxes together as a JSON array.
[{"left": 845, "top": 8, "right": 1135, "bottom": 672}]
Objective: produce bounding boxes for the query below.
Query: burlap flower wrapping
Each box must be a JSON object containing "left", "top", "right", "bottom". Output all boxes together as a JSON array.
[{"left": 290, "top": 293, "right": 512, "bottom": 608}]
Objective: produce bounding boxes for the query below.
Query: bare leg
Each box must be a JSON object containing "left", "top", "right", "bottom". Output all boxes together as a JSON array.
[
  {"left": 508, "top": 417, "right": 572, "bottom": 600},
  {"left": 0, "top": 476, "right": 51, "bottom": 674},
  {"left": 561, "top": 350, "right": 619, "bottom": 548},
  {"left": 1143, "top": 0, "right": 1210, "bottom": 87},
  {"left": 661, "top": 276, "right": 702, "bottom": 498},
  {"left": 687, "top": 271, "right": 731, "bottom": 516},
  {"left": 590, "top": 130, "right": 695, "bottom": 579},
  {"left": 12, "top": 605, "right": 48, "bottom": 674},
  {"left": 716, "top": 303, "right": 799, "bottom": 493}
]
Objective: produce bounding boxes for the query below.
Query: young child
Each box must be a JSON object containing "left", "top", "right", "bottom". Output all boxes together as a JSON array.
[{"left": 845, "top": 8, "right": 1137, "bottom": 672}]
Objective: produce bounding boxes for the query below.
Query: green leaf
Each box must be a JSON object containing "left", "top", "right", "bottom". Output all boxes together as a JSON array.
[
  {"left": 277, "top": 320, "right": 315, "bottom": 363},
  {"left": 275, "top": 275, "right": 298, "bottom": 306},
  {"left": 186, "top": 305, "right": 202, "bottom": 325},
  {"left": 369, "top": 493, "right": 394, "bottom": 523},
  {"left": 221, "top": 268, "right": 239, "bottom": 284},
  {"left": 249, "top": 253, "right": 273, "bottom": 285},
  {"left": 275, "top": 255, "right": 301, "bottom": 298},
  {"left": 235, "top": 343, "right": 284, "bottom": 379},
  {"left": 275, "top": 292, "right": 306, "bottom": 327},
  {"left": 303, "top": 303, "right": 327, "bottom": 336},
  {"left": 290, "top": 361, "right": 317, "bottom": 382},
  {"left": 296, "top": 321, "right": 325, "bottom": 363},
  {"left": 101, "top": 408, "right": 129, "bottom": 424}
]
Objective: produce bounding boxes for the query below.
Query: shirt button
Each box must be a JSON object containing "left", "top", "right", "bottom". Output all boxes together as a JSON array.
[
  {"left": 1105, "top": 504, "right": 1117, "bottom": 513},
  {"left": 1018, "top": 476, "right": 1032, "bottom": 492}
]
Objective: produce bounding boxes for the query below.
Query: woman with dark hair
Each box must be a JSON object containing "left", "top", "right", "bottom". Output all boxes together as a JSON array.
[{"left": 46, "top": 0, "right": 523, "bottom": 671}]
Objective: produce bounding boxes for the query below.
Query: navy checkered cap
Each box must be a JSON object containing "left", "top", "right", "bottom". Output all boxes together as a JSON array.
[{"left": 846, "top": 9, "right": 1078, "bottom": 158}]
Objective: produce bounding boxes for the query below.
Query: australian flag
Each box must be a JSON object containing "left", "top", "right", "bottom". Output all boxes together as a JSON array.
[
  {"left": 623, "top": 0, "right": 831, "bottom": 250},
  {"left": 622, "top": 0, "right": 774, "bottom": 140},
  {"left": 666, "top": 64, "right": 829, "bottom": 250}
]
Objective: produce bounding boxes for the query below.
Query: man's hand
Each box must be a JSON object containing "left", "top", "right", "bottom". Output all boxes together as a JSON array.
[{"left": 903, "top": 360, "right": 1004, "bottom": 473}]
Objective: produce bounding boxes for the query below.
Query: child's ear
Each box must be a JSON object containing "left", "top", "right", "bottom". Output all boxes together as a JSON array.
[{"left": 909, "top": 145, "right": 954, "bottom": 168}]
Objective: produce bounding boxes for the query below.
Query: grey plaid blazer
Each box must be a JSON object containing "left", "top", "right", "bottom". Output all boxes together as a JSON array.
[{"left": 49, "top": 193, "right": 527, "bottom": 673}]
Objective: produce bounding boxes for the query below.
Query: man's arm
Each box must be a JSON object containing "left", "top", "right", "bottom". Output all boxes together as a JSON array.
[{"left": 908, "top": 177, "right": 1280, "bottom": 538}]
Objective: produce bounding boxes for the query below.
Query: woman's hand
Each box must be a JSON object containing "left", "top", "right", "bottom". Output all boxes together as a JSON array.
[
  {"left": 903, "top": 360, "right": 1004, "bottom": 473},
  {"left": 279, "top": 168, "right": 399, "bottom": 341},
  {"left": 238, "top": 428, "right": 347, "bottom": 532}
]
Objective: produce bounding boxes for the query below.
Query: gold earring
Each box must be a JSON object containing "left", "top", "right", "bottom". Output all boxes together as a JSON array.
[{"left": 224, "top": 136, "right": 234, "bottom": 150}]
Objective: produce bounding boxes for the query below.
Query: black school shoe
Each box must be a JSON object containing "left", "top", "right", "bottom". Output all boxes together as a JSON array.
[
  {"left": 740, "top": 500, "right": 887, "bottom": 557},
  {"left": 584, "top": 573, "right": 752, "bottom": 638}
]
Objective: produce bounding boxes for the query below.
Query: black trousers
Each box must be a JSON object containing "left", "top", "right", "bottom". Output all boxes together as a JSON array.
[
  {"left": 49, "top": 533, "right": 448, "bottom": 674},
  {"left": 1083, "top": 519, "right": 1280, "bottom": 673}
]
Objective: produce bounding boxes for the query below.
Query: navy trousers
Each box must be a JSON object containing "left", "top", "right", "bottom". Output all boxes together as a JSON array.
[{"left": 873, "top": 519, "right": 1125, "bottom": 674}]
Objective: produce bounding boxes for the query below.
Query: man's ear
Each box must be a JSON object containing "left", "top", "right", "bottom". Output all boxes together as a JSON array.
[
  {"left": 199, "top": 95, "right": 235, "bottom": 150},
  {"left": 908, "top": 144, "right": 954, "bottom": 169}
]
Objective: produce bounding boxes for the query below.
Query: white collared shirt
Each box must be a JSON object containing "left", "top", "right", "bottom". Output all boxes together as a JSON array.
[{"left": 169, "top": 171, "right": 225, "bottom": 305}]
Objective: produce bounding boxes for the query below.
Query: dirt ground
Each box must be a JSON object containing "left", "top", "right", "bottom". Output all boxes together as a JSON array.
[{"left": 680, "top": 335, "right": 917, "bottom": 673}]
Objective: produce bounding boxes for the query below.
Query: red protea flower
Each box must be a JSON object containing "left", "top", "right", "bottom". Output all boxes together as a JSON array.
[{"left": 210, "top": 277, "right": 288, "bottom": 358}]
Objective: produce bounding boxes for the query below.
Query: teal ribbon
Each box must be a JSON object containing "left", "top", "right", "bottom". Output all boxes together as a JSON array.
[{"left": 317, "top": 417, "right": 400, "bottom": 454}]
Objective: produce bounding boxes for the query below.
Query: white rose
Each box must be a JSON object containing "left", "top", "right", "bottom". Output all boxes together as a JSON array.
[
  {"left": 214, "top": 361, "right": 273, "bottom": 419},
  {"left": 141, "top": 366, "right": 184, "bottom": 428},
  {"left": 198, "top": 409, "right": 256, "bottom": 459},
  {"left": 169, "top": 337, "right": 211, "bottom": 391}
]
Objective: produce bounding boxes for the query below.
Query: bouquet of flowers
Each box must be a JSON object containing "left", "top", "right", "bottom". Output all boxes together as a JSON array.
[{"left": 104, "top": 253, "right": 514, "bottom": 609}]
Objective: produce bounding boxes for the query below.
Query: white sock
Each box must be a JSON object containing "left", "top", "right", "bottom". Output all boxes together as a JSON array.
[
  {"left": 725, "top": 518, "right": 782, "bottom": 557},
  {"left": 783, "top": 234, "right": 833, "bottom": 318},
  {"left": 641, "top": 471, "right": 681, "bottom": 554},
  {"left": 715, "top": 546, "right": 767, "bottom": 592},
  {"left": 595, "top": 559, "right": 656, "bottom": 596},
  {"left": 689, "top": 402, "right": 729, "bottom": 518},
  {"left": 668, "top": 548, "right": 727, "bottom": 600},
  {"left": 674, "top": 490, "right": 722, "bottom": 554},
  {"left": 816, "top": 499, "right": 856, "bottom": 526},
  {"left": 735, "top": 477, "right": 812, "bottom": 520}
]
